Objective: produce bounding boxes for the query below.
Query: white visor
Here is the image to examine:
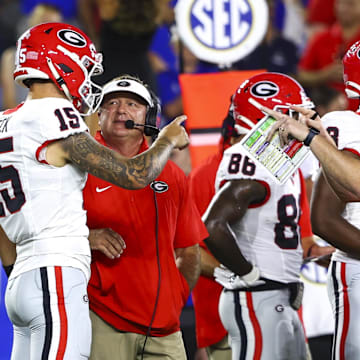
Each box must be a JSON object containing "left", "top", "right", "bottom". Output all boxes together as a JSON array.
[{"left": 102, "top": 79, "right": 153, "bottom": 106}]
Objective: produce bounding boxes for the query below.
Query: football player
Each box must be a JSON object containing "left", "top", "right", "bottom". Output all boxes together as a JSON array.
[
  {"left": 203, "top": 72, "right": 330, "bottom": 360},
  {"left": 0, "top": 22, "right": 188, "bottom": 359},
  {"left": 311, "top": 40, "right": 360, "bottom": 360},
  {"left": 262, "top": 41, "right": 360, "bottom": 203}
]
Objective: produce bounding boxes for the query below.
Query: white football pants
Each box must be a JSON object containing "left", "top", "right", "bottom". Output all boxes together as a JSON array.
[
  {"left": 5, "top": 266, "right": 91, "bottom": 359},
  {"left": 219, "top": 288, "right": 307, "bottom": 360}
]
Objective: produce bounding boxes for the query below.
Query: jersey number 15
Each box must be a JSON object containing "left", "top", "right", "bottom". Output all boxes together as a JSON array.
[{"left": 0, "top": 137, "right": 26, "bottom": 216}]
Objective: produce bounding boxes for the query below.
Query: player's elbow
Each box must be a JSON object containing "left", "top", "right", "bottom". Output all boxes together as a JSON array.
[{"left": 204, "top": 218, "right": 227, "bottom": 247}]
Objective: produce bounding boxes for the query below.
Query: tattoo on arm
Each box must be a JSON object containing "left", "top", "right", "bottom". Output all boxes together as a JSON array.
[{"left": 60, "top": 132, "right": 174, "bottom": 189}]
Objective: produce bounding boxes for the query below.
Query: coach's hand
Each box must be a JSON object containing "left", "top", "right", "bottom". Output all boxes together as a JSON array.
[
  {"left": 89, "top": 228, "right": 126, "bottom": 259},
  {"left": 158, "top": 115, "right": 189, "bottom": 150}
]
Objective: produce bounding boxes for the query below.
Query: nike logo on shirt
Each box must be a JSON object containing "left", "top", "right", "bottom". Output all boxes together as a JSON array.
[{"left": 96, "top": 186, "right": 112, "bottom": 193}]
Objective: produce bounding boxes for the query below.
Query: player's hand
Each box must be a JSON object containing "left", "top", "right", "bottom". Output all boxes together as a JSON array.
[
  {"left": 303, "top": 244, "right": 335, "bottom": 268},
  {"left": 262, "top": 105, "right": 335, "bottom": 148},
  {"left": 88, "top": 228, "right": 126, "bottom": 259},
  {"left": 214, "top": 265, "right": 264, "bottom": 290},
  {"left": 158, "top": 115, "right": 189, "bottom": 150},
  {"left": 262, "top": 105, "right": 310, "bottom": 147}
]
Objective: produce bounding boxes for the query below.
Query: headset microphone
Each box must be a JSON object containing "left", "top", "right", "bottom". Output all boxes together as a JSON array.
[{"left": 124, "top": 120, "right": 159, "bottom": 135}]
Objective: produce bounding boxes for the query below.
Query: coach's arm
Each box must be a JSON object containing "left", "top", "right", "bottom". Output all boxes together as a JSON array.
[{"left": 175, "top": 244, "right": 200, "bottom": 290}]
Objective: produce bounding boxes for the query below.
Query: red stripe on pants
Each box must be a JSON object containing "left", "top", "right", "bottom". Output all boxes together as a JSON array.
[
  {"left": 246, "top": 292, "right": 262, "bottom": 359},
  {"left": 339, "top": 262, "right": 350, "bottom": 360},
  {"left": 55, "top": 266, "right": 68, "bottom": 359}
]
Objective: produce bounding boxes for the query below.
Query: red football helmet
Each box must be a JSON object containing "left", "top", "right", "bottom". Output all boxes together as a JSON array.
[
  {"left": 232, "top": 72, "right": 314, "bottom": 134},
  {"left": 14, "top": 22, "right": 103, "bottom": 115},
  {"left": 343, "top": 40, "right": 360, "bottom": 98}
]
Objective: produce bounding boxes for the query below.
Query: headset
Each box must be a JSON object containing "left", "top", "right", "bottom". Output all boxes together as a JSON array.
[{"left": 144, "top": 88, "right": 161, "bottom": 138}]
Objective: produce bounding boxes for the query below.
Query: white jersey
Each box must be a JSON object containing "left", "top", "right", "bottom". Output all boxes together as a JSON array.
[
  {"left": 322, "top": 110, "right": 360, "bottom": 266},
  {"left": 0, "top": 98, "right": 91, "bottom": 281},
  {"left": 215, "top": 142, "right": 303, "bottom": 283}
]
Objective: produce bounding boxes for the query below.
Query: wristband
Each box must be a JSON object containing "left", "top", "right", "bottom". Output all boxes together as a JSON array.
[
  {"left": 3, "top": 264, "right": 14, "bottom": 278},
  {"left": 241, "top": 266, "right": 260, "bottom": 285},
  {"left": 303, "top": 128, "right": 319, "bottom": 146}
]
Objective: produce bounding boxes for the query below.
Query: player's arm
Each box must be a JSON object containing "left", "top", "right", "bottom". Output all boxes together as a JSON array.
[
  {"left": 297, "top": 62, "right": 343, "bottom": 88},
  {"left": 0, "top": 226, "right": 16, "bottom": 277},
  {"left": 301, "top": 235, "right": 334, "bottom": 267},
  {"left": 175, "top": 244, "right": 200, "bottom": 290},
  {"left": 311, "top": 168, "right": 360, "bottom": 257},
  {"left": 46, "top": 116, "right": 189, "bottom": 190},
  {"left": 318, "top": 148, "right": 360, "bottom": 202},
  {"left": 203, "top": 179, "right": 267, "bottom": 276}
]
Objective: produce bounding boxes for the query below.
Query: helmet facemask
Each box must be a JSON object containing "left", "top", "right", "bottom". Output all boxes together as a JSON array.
[{"left": 53, "top": 45, "right": 104, "bottom": 116}]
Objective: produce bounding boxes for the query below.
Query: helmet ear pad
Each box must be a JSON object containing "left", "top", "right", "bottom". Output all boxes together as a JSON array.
[{"left": 144, "top": 89, "right": 161, "bottom": 137}]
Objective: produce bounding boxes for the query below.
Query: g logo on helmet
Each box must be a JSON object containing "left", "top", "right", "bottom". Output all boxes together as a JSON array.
[
  {"left": 150, "top": 181, "right": 168, "bottom": 193},
  {"left": 250, "top": 81, "right": 279, "bottom": 98},
  {"left": 57, "top": 30, "right": 87, "bottom": 48}
]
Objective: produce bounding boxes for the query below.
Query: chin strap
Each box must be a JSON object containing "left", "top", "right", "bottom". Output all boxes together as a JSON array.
[{"left": 46, "top": 57, "right": 73, "bottom": 103}]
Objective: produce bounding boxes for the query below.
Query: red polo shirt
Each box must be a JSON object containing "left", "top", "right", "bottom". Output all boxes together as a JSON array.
[
  {"left": 299, "top": 23, "right": 360, "bottom": 91},
  {"left": 299, "top": 23, "right": 360, "bottom": 90},
  {"left": 307, "top": 0, "right": 336, "bottom": 26},
  {"left": 84, "top": 132, "right": 208, "bottom": 336},
  {"left": 299, "top": 23, "right": 360, "bottom": 110},
  {"left": 298, "top": 170, "right": 313, "bottom": 239},
  {"left": 188, "top": 151, "right": 228, "bottom": 348}
]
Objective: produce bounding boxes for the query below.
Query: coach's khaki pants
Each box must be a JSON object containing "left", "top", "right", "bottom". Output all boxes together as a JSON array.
[
  {"left": 206, "top": 336, "right": 232, "bottom": 360},
  {"left": 90, "top": 310, "right": 187, "bottom": 360}
]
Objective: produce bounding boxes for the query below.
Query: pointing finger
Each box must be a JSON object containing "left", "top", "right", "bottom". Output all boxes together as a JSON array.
[
  {"left": 173, "top": 115, "right": 187, "bottom": 125},
  {"left": 290, "top": 105, "right": 313, "bottom": 117}
]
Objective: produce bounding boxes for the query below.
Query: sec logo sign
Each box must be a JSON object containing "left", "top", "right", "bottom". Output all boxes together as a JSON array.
[{"left": 175, "top": 0, "right": 268, "bottom": 64}]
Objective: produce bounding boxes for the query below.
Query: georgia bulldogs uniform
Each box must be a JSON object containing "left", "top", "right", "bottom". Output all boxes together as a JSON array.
[
  {"left": 215, "top": 141, "right": 307, "bottom": 360},
  {"left": 0, "top": 20, "right": 106, "bottom": 359},
  {"left": 1, "top": 98, "right": 91, "bottom": 359},
  {"left": 321, "top": 110, "right": 360, "bottom": 360}
]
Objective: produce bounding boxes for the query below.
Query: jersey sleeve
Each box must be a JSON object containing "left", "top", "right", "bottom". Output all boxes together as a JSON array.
[
  {"left": 215, "top": 142, "right": 272, "bottom": 191},
  {"left": 298, "top": 32, "right": 324, "bottom": 71},
  {"left": 38, "top": 99, "right": 88, "bottom": 141},
  {"left": 322, "top": 111, "right": 360, "bottom": 154},
  {"left": 35, "top": 99, "right": 88, "bottom": 163}
]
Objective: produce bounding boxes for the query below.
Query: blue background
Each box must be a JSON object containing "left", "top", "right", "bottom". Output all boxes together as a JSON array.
[{"left": 0, "top": 265, "right": 12, "bottom": 360}]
